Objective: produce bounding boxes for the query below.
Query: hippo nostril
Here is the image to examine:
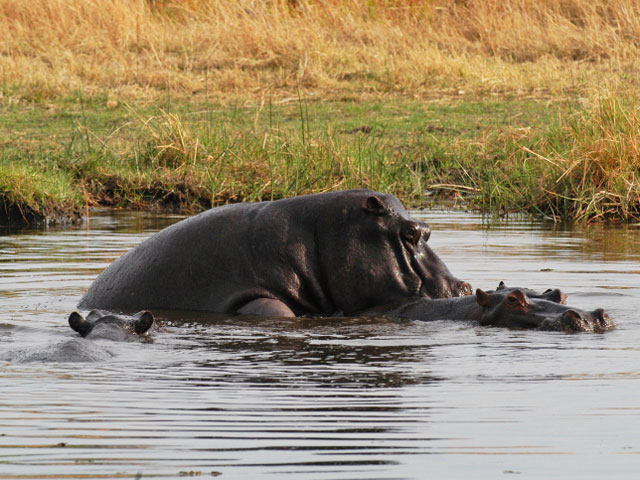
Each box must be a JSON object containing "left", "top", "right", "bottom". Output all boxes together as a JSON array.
[
  {"left": 562, "top": 309, "right": 596, "bottom": 332},
  {"left": 422, "top": 225, "right": 431, "bottom": 242},
  {"left": 593, "top": 308, "right": 608, "bottom": 322},
  {"left": 459, "top": 281, "right": 473, "bottom": 296},
  {"left": 562, "top": 309, "right": 584, "bottom": 324}
]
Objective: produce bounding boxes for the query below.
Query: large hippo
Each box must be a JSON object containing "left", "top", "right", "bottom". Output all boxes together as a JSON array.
[
  {"left": 387, "top": 283, "right": 613, "bottom": 332},
  {"left": 80, "top": 190, "right": 471, "bottom": 316}
]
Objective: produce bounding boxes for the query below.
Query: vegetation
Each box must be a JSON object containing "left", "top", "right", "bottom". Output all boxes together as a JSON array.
[{"left": 1, "top": 0, "right": 639, "bottom": 223}]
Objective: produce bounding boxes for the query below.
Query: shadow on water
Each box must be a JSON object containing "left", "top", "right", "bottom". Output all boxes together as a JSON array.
[{"left": 1, "top": 208, "right": 640, "bottom": 479}]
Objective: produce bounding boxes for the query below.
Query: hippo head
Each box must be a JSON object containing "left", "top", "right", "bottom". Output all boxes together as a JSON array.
[
  {"left": 495, "top": 281, "right": 567, "bottom": 304},
  {"left": 317, "top": 191, "right": 471, "bottom": 314},
  {"left": 69, "top": 310, "right": 155, "bottom": 340},
  {"left": 475, "top": 288, "right": 614, "bottom": 332}
]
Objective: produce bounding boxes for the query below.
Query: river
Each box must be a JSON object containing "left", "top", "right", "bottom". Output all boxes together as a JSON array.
[{"left": 1, "top": 208, "right": 639, "bottom": 479}]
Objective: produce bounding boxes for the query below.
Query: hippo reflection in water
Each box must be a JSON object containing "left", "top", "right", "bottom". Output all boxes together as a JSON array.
[
  {"left": 80, "top": 190, "right": 472, "bottom": 316},
  {"left": 2, "top": 311, "right": 155, "bottom": 363},
  {"left": 387, "top": 283, "right": 614, "bottom": 333}
]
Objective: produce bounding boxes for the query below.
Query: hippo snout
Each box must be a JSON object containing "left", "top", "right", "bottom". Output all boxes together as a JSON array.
[
  {"left": 559, "top": 307, "right": 614, "bottom": 333},
  {"left": 593, "top": 308, "right": 614, "bottom": 331},
  {"left": 593, "top": 308, "right": 607, "bottom": 321},
  {"left": 435, "top": 280, "right": 472, "bottom": 299},
  {"left": 458, "top": 281, "right": 473, "bottom": 296},
  {"left": 560, "top": 309, "right": 589, "bottom": 331}
]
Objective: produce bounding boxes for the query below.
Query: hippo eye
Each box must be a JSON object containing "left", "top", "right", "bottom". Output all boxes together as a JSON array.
[
  {"left": 402, "top": 224, "right": 421, "bottom": 245},
  {"left": 507, "top": 296, "right": 518, "bottom": 304}
]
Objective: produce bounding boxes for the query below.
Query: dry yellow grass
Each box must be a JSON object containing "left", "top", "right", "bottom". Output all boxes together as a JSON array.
[
  {"left": 2, "top": 0, "right": 640, "bottom": 101},
  {"left": 2, "top": 0, "right": 640, "bottom": 223}
]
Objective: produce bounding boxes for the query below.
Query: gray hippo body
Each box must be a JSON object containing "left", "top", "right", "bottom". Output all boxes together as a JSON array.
[
  {"left": 3, "top": 338, "right": 114, "bottom": 363},
  {"left": 80, "top": 190, "right": 471, "bottom": 316},
  {"left": 2, "top": 311, "right": 155, "bottom": 363},
  {"left": 388, "top": 283, "right": 613, "bottom": 332}
]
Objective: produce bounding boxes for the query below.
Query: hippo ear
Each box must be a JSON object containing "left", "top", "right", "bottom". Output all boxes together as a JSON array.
[
  {"left": 543, "top": 288, "right": 567, "bottom": 304},
  {"left": 364, "top": 195, "right": 388, "bottom": 216},
  {"left": 68, "top": 311, "right": 92, "bottom": 337},
  {"left": 86, "top": 309, "right": 104, "bottom": 322},
  {"left": 506, "top": 289, "right": 529, "bottom": 308},
  {"left": 497, "top": 281, "right": 506, "bottom": 290},
  {"left": 134, "top": 311, "right": 154, "bottom": 334},
  {"left": 476, "top": 289, "right": 492, "bottom": 307}
]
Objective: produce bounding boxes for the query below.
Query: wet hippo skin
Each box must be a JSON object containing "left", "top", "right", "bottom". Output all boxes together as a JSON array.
[
  {"left": 68, "top": 310, "right": 155, "bottom": 340},
  {"left": 1, "top": 311, "right": 155, "bottom": 363},
  {"left": 80, "top": 190, "right": 471, "bottom": 316},
  {"left": 388, "top": 284, "right": 613, "bottom": 332}
]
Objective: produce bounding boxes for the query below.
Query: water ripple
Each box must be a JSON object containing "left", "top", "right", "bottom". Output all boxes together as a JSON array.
[{"left": 1, "top": 210, "right": 639, "bottom": 479}]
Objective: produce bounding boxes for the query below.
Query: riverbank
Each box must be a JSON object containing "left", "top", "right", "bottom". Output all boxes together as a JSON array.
[
  {"left": 2, "top": 0, "right": 639, "bottom": 224},
  {"left": 3, "top": 91, "right": 639, "bottom": 224}
]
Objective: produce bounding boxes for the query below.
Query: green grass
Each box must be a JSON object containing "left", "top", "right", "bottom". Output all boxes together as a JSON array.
[
  {"left": 1, "top": 91, "right": 638, "bottom": 224},
  {"left": 0, "top": 157, "right": 82, "bottom": 224}
]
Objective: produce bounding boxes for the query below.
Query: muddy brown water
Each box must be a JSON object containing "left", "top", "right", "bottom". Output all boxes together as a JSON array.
[{"left": 1, "top": 209, "right": 639, "bottom": 479}]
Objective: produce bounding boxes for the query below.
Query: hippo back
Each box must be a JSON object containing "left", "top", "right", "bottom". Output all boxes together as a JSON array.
[{"left": 80, "top": 190, "right": 468, "bottom": 315}]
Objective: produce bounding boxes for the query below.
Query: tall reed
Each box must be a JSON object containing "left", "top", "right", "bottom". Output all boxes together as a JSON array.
[{"left": 440, "top": 91, "right": 640, "bottom": 221}]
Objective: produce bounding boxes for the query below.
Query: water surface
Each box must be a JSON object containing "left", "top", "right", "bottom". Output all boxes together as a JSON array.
[{"left": 1, "top": 209, "right": 639, "bottom": 479}]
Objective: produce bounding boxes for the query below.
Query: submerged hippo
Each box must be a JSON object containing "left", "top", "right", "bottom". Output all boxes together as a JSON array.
[
  {"left": 388, "top": 284, "right": 613, "bottom": 332},
  {"left": 80, "top": 190, "right": 471, "bottom": 316},
  {"left": 1, "top": 311, "right": 155, "bottom": 363},
  {"left": 68, "top": 310, "right": 155, "bottom": 341},
  {"left": 493, "top": 281, "right": 567, "bottom": 304},
  {"left": 3, "top": 338, "right": 114, "bottom": 363}
]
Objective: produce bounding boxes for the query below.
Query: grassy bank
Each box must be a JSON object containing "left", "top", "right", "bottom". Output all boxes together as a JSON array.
[
  {"left": 2, "top": 91, "right": 638, "bottom": 223},
  {"left": 1, "top": 0, "right": 640, "bottom": 223}
]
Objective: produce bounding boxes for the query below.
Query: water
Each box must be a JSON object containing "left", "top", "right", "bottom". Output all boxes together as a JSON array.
[{"left": 1, "top": 209, "right": 639, "bottom": 479}]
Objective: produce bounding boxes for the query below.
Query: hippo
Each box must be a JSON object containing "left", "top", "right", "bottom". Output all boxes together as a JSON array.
[
  {"left": 1, "top": 311, "right": 155, "bottom": 363},
  {"left": 68, "top": 310, "right": 155, "bottom": 341},
  {"left": 3, "top": 338, "right": 115, "bottom": 363},
  {"left": 494, "top": 281, "right": 567, "bottom": 304},
  {"left": 80, "top": 190, "right": 471, "bottom": 316},
  {"left": 387, "top": 284, "right": 613, "bottom": 332}
]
